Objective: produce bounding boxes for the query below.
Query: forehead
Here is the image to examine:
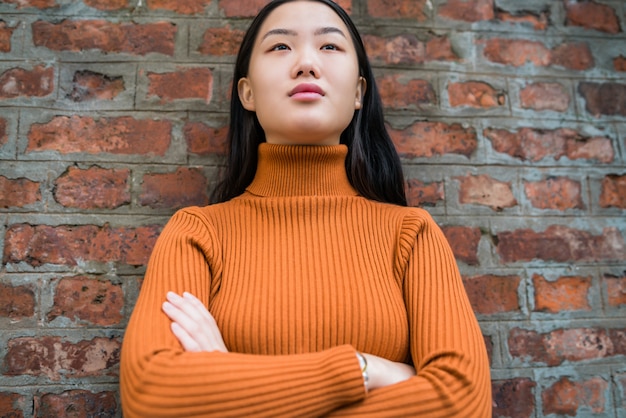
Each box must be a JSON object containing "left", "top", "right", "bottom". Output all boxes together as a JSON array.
[{"left": 257, "top": 1, "right": 350, "bottom": 37}]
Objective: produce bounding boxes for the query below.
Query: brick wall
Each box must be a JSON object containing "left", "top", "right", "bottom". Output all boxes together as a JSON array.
[{"left": 0, "top": 0, "right": 624, "bottom": 416}]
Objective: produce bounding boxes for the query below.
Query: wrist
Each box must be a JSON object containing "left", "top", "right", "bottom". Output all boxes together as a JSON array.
[{"left": 355, "top": 351, "right": 369, "bottom": 392}]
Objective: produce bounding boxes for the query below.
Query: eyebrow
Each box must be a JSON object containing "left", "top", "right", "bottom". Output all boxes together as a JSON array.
[{"left": 261, "top": 26, "right": 347, "bottom": 41}]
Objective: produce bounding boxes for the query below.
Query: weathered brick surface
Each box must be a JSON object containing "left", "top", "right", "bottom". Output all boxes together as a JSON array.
[
  {"left": 390, "top": 122, "right": 477, "bottom": 158},
  {"left": 54, "top": 166, "right": 130, "bottom": 209},
  {"left": 1, "top": 0, "right": 625, "bottom": 415},
  {"left": 34, "top": 390, "right": 118, "bottom": 418},
  {"left": 485, "top": 127, "right": 614, "bottom": 163},
  {"left": 519, "top": 82, "right": 570, "bottom": 112},
  {"left": 463, "top": 275, "right": 520, "bottom": 315},
  {"left": 3, "top": 224, "right": 160, "bottom": 266},
  {"left": 524, "top": 177, "right": 583, "bottom": 211},
  {"left": 139, "top": 167, "right": 209, "bottom": 209},
  {"left": 47, "top": 276, "right": 124, "bottom": 326},
  {"left": 532, "top": 274, "right": 591, "bottom": 313},
  {"left": 496, "top": 225, "right": 625, "bottom": 263},
  {"left": 0, "top": 282, "right": 35, "bottom": 319},
  {"left": 3, "top": 336, "right": 120, "bottom": 380},
  {"left": 0, "top": 65, "right": 54, "bottom": 99},
  {"left": 67, "top": 70, "right": 125, "bottom": 102},
  {"left": 0, "top": 176, "right": 41, "bottom": 208},
  {"left": 31, "top": 20, "right": 176, "bottom": 55},
  {"left": 455, "top": 174, "right": 516, "bottom": 211},
  {"left": 27, "top": 116, "right": 172, "bottom": 155},
  {"left": 509, "top": 327, "right": 626, "bottom": 366},
  {"left": 448, "top": 81, "right": 506, "bottom": 108},
  {"left": 492, "top": 378, "right": 535, "bottom": 418},
  {"left": 542, "top": 376, "right": 608, "bottom": 416}
]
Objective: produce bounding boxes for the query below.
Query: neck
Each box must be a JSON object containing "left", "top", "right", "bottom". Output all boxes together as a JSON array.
[{"left": 245, "top": 143, "right": 358, "bottom": 197}]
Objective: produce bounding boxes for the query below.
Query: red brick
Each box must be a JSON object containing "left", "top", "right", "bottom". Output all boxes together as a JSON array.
[
  {"left": 533, "top": 274, "right": 591, "bottom": 313},
  {"left": 2, "top": 0, "right": 57, "bottom": 8},
  {"left": 406, "top": 178, "right": 444, "bottom": 207},
  {"left": 0, "top": 117, "right": 6, "bottom": 146},
  {"left": 27, "top": 116, "right": 171, "bottom": 156},
  {"left": 551, "top": 42, "right": 595, "bottom": 71},
  {"left": 0, "top": 65, "right": 54, "bottom": 99},
  {"left": 508, "top": 327, "right": 626, "bottom": 366},
  {"left": 218, "top": 0, "right": 273, "bottom": 17},
  {"left": 496, "top": 225, "right": 625, "bottom": 263},
  {"left": 184, "top": 122, "right": 228, "bottom": 155},
  {"left": 0, "top": 176, "right": 41, "bottom": 208},
  {"left": 542, "top": 376, "right": 608, "bottom": 415},
  {"left": 524, "top": 177, "right": 583, "bottom": 210},
  {"left": 484, "top": 127, "right": 613, "bottom": 163},
  {"left": 441, "top": 226, "right": 481, "bottom": 265},
  {"left": 198, "top": 26, "right": 245, "bottom": 56},
  {"left": 456, "top": 174, "right": 517, "bottom": 211},
  {"left": 482, "top": 39, "right": 593, "bottom": 70},
  {"left": 147, "top": 68, "right": 213, "bottom": 103},
  {"left": 565, "top": 0, "right": 621, "bottom": 34},
  {"left": 578, "top": 82, "right": 626, "bottom": 117},
  {"left": 146, "top": 0, "right": 211, "bottom": 14},
  {"left": 83, "top": 0, "right": 129, "bottom": 10},
  {"left": 367, "top": 0, "right": 428, "bottom": 20},
  {"left": 219, "top": 0, "right": 352, "bottom": 15},
  {"left": 520, "top": 82, "right": 569, "bottom": 112},
  {"left": 32, "top": 20, "right": 176, "bottom": 56},
  {"left": 364, "top": 34, "right": 458, "bottom": 65},
  {"left": 377, "top": 75, "right": 436, "bottom": 109},
  {"left": 448, "top": 81, "right": 505, "bottom": 108},
  {"left": 390, "top": 122, "right": 477, "bottom": 158},
  {"left": 139, "top": 167, "right": 209, "bottom": 209},
  {"left": 0, "top": 21, "right": 16, "bottom": 53},
  {"left": 438, "top": 0, "right": 494, "bottom": 22},
  {"left": 3, "top": 224, "right": 161, "bottom": 267},
  {"left": 34, "top": 390, "right": 118, "bottom": 418},
  {"left": 3, "top": 336, "right": 120, "bottom": 381},
  {"left": 614, "top": 55, "right": 626, "bottom": 72},
  {"left": 54, "top": 166, "right": 130, "bottom": 209},
  {"left": 495, "top": 10, "right": 549, "bottom": 30},
  {"left": 68, "top": 70, "right": 124, "bottom": 102},
  {"left": 492, "top": 378, "right": 536, "bottom": 418},
  {"left": 0, "top": 392, "right": 25, "bottom": 418},
  {"left": 604, "top": 274, "right": 626, "bottom": 307},
  {"left": 47, "top": 276, "right": 123, "bottom": 326},
  {"left": 0, "top": 282, "right": 35, "bottom": 319},
  {"left": 463, "top": 275, "right": 520, "bottom": 314}
]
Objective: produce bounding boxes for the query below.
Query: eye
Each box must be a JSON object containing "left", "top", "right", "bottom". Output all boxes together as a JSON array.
[
  {"left": 321, "top": 44, "right": 339, "bottom": 51},
  {"left": 270, "top": 43, "right": 290, "bottom": 51}
]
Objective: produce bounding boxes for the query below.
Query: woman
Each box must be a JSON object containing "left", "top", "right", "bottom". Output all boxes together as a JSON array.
[{"left": 120, "top": 0, "right": 491, "bottom": 416}]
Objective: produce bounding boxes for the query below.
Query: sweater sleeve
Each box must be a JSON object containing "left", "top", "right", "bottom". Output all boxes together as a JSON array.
[
  {"left": 120, "top": 208, "right": 366, "bottom": 418},
  {"left": 328, "top": 209, "right": 492, "bottom": 417}
]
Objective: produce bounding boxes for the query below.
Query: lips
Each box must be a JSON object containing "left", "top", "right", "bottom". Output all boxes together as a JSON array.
[{"left": 289, "top": 83, "right": 325, "bottom": 97}]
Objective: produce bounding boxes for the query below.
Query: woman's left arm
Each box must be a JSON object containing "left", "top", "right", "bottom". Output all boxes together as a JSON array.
[{"left": 328, "top": 210, "right": 492, "bottom": 417}]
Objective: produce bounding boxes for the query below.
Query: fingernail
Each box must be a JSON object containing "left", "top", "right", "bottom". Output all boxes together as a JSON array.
[{"left": 183, "top": 292, "right": 193, "bottom": 300}]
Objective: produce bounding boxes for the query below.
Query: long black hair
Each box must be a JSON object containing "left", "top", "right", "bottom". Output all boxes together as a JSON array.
[{"left": 210, "top": 0, "right": 407, "bottom": 206}]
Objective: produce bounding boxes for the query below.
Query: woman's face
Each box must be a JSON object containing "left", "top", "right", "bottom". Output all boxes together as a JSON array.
[{"left": 238, "top": 0, "right": 365, "bottom": 146}]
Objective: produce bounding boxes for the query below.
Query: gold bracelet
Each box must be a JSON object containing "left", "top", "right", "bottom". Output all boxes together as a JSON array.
[{"left": 356, "top": 352, "right": 369, "bottom": 392}]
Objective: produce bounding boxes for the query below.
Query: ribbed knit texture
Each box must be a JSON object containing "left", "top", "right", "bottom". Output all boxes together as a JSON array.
[{"left": 120, "top": 143, "right": 491, "bottom": 417}]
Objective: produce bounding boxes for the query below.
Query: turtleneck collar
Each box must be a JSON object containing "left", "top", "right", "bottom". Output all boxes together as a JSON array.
[{"left": 245, "top": 143, "right": 359, "bottom": 197}]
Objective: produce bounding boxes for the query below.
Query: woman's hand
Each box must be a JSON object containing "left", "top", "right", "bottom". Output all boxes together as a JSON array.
[
  {"left": 362, "top": 353, "right": 416, "bottom": 391},
  {"left": 162, "top": 291, "right": 228, "bottom": 353}
]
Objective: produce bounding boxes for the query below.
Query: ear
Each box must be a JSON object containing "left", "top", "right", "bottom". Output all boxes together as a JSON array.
[
  {"left": 354, "top": 76, "right": 367, "bottom": 110},
  {"left": 238, "top": 77, "right": 255, "bottom": 111}
]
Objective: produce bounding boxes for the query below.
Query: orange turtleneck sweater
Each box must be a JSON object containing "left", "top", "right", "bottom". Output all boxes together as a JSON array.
[{"left": 120, "top": 143, "right": 491, "bottom": 417}]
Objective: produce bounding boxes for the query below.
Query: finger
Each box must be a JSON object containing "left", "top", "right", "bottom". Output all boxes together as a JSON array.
[
  {"left": 170, "top": 322, "right": 201, "bottom": 352},
  {"left": 163, "top": 294, "right": 228, "bottom": 352}
]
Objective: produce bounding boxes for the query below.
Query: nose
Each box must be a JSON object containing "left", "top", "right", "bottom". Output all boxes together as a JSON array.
[{"left": 292, "top": 47, "right": 320, "bottom": 78}]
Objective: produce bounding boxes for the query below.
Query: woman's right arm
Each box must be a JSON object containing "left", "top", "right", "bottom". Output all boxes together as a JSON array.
[{"left": 120, "top": 208, "right": 366, "bottom": 418}]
